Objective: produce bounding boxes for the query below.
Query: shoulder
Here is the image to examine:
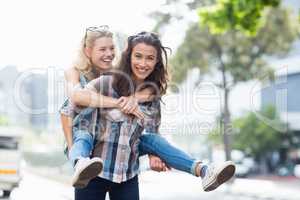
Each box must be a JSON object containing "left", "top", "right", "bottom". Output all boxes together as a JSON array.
[
  {"left": 87, "top": 75, "right": 114, "bottom": 93},
  {"left": 64, "top": 67, "right": 80, "bottom": 81}
]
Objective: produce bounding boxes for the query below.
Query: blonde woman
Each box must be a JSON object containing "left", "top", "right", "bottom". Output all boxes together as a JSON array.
[{"left": 60, "top": 26, "right": 159, "bottom": 188}]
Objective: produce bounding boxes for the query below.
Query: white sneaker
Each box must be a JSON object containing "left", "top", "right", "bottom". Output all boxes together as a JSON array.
[
  {"left": 72, "top": 157, "right": 103, "bottom": 188},
  {"left": 202, "top": 161, "right": 235, "bottom": 192}
]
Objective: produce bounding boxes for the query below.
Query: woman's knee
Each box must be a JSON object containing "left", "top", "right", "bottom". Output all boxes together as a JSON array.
[{"left": 73, "top": 130, "right": 93, "bottom": 145}]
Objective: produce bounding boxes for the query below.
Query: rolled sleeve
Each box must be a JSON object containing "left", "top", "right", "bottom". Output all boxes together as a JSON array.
[
  {"left": 139, "top": 100, "right": 161, "bottom": 134},
  {"left": 59, "top": 99, "right": 76, "bottom": 117}
]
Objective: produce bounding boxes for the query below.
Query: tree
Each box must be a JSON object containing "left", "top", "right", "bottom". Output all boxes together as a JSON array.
[
  {"left": 199, "top": 0, "right": 280, "bottom": 36},
  {"left": 171, "top": 7, "right": 299, "bottom": 160},
  {"left": 232, "top": 106, "right": 284, "bottom": 159},
  {"left": 209, "top": 106, "right": 289, "bottom": 162}
]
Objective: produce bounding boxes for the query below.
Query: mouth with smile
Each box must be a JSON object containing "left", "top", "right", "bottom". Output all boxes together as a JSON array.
[
  {"left": 135, "top": 65, "right": 151, "bottom": 74},
  {"left": 101, "top": 57, "right": 113, "bottom": 65}
]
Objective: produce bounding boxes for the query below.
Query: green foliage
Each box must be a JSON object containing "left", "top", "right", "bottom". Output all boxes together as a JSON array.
[
  {"left": 0, "top": 116, "right": 8, "bottom": 126},
  {"left": 198, "top": 0, "right": 280, "bottom": 36},
  {"left": 209, "top": 106, "right": 286, "bottom": 158},
  {"left": 171, "top": 7, "right": 299, "bottom": 84}
]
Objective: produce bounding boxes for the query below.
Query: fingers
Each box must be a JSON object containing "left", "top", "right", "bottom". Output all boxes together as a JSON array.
[
  {"left": 118, "top": 97, "right": 133, "bottom": 114},
  {"left": 149, "top": 156, "right": 160, "bottom": 172},
  {"left": 128, "top": 104, "right": 138, "bottom": 114},
  {"left": 117, "top": 96, "right": 145, "bottom": 119},
  {"left": 149, "top": 156, "right": 168, "bottom": 172},
  {"left": 132, "top": 109, "right": 145, "bottom": 120},
  {"left": 157, "top": 160, "right": 164, "bottom": 172},
  {"left": 161, "top": 162, "right": 167, "bottom": 172},
  {"left": 123, "top": 97, "right": 138, "bottom": 114}
]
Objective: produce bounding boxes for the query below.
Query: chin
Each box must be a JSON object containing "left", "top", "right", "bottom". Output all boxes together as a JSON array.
[
  {"left": 100, "top": 65, "right": 112, "bottom": 70},
  {"left": 138, "top": 76, "right": 148, "bottom": 81}
]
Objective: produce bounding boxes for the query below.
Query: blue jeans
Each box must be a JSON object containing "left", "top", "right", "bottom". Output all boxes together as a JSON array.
[
  {"left": 75, "top": 176, "right": 139, "bottom": 200},
  {"left": 139, "top": 133, "right": 198, "bottom": 176},
  {"left": 69, "top": 128, "right": 94, "bottom": 166},
  {"left": 69, "top": 129, "right": 198, "bottom": 176}
]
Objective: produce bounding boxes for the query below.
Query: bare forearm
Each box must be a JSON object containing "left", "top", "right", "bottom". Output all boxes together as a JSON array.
[
  {"left": 71, "top": 89, "right": 119, "bottom": 108},
  {"left": 60, "top": 114, "right": 73, "bottom": 150}
]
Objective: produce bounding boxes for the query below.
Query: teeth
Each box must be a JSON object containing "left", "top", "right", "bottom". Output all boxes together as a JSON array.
[{"left": 136, "top": 68, "right": 147, "bottom": 73}]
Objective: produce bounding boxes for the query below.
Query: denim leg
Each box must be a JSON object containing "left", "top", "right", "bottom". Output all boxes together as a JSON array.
[
  {"left": 75, "top": 177, "right": 108, "bottom": 200},
  {"left": 139, "top": 133, "right": 199, "bottom": 175},
  {"left": 109, "top": 176, "right": 139, "bottom": 200},
  {"left": 69, "top": 129, "right": 94, "bottom": 166}
]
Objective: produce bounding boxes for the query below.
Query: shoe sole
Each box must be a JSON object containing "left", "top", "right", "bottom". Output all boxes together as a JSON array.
[
  {"left": 204, "top": 162, "right": 236, "bottom": 192},
  {"left": 72, "top": 160, "right": 103, "bottom": 188}
]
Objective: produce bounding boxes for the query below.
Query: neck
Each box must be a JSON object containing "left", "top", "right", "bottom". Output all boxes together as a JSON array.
[
  {"left": 91, "top": 66, "right": 101, "bottom": 75},
  {"left": 132, "top": 76, "right": 143, "bottom": 87}
]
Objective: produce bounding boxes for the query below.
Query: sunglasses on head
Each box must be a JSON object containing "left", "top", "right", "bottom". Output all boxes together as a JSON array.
[{"left": 84, "top": 25, "right": 110, "bottom": 47}]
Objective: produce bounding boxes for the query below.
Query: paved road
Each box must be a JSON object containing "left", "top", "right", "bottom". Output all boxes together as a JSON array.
[
  {"left": 3, "top": 170, "right": 300, "bottom": 200},
  {"left": 6, "top": 172, "right": 72, "bottom": 200}
]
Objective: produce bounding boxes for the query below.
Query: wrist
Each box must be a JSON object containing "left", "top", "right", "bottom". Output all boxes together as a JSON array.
[
  {"left": 132, "top": 94, "right": 140, "bottom": 103},
  {"left": 112, "top": 98, "right": 120, "bottom": 108}
]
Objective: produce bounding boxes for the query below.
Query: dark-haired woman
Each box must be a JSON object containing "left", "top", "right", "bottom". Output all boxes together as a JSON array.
[{"left": 72, "top": 32, "right": 235, "bottom": 200}]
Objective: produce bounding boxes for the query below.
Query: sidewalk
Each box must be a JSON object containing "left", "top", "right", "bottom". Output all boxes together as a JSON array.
[
  {"left": 26, "top": 166, "right": 300, "bottom": 200},
  {"left": 140, "top": 170, "right": 300, "bottom": 200},
  {"left": 223, "top": 176, "right": 300, "bottom": 200}
]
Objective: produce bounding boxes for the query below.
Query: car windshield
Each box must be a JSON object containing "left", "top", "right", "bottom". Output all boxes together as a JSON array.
[{"left": 0, "top": 136, "right": 18, "bottom": 150}]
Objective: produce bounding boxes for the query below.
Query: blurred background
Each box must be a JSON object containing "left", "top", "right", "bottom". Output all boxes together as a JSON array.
[{"left": 0, "top": 0, "right": 300, "bottom": 199}]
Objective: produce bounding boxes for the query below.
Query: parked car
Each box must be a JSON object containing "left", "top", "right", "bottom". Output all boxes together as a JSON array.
[
  {"left": 231, "top": 150, "right": 256, "bottom": 177},
  {"left": 294, "top": 164, "right": 300, "bottom": 178},
  {"left": 0, "top": 127, "right": 23, "bottom": 198}
]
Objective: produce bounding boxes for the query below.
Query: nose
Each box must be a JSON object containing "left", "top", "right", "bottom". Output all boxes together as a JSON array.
[
  {"left": 105, "top": 49, "right": 114, "bottom": 57},
  {"left": 139, "top": 58, "right": 147, "bottom": 67}
]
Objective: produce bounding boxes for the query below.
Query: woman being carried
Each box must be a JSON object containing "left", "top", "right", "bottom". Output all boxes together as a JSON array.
[{"left": 60, "top": 29, "right": 235, "bottom": 196}]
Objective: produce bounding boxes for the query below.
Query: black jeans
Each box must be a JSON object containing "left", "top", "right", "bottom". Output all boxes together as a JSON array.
[{"left": 75, "top": 176, "right": 139, "bottom": 200}]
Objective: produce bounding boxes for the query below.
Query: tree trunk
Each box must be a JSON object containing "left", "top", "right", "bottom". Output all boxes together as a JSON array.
[
  {"left": 221, "top": 63, "right": 232, "bottom": 160},
  {"left": 223, "top": 87, "right": 232, "bottom": 160}
]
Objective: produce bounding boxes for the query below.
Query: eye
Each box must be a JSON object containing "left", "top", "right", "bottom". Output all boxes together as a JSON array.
[{"left": 134, "top": 53, "right": 142, "bottom": 58}]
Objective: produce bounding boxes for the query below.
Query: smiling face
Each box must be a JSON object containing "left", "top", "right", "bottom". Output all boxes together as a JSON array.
[
  {"left": 130, "top": 42, "right": 157, "bottom": 83},
  {"left": 85, "top": 36, "right": 115, "bottom": 71}
]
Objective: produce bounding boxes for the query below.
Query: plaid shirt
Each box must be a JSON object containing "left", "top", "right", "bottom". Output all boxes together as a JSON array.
[
  {"left": 77, "top": 75, "right": 161, "bottom": 183},
  {"left": 59, "top": 73, "right": 100, "bottom": 137}
]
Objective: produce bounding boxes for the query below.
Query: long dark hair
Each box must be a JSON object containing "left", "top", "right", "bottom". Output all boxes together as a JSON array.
[{"left": 112, "top": 31, "right": 170, "bottom": 97}]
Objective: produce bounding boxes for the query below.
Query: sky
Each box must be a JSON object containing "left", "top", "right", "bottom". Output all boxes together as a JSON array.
[
  {"left": 0, "top": 0, "right": 170, "bottom": 70},
  {"left": 1, "top": 0, "right": 298, "bottom": 118}
]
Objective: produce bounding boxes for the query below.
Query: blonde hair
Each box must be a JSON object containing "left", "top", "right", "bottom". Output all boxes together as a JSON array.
[{"left": 74, "top": 28, "right": 113, "bottom": 74}]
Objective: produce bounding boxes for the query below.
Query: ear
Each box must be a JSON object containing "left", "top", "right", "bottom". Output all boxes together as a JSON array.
[{"left": 84, "top": 47, "right": 92, "bottom": 58}]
